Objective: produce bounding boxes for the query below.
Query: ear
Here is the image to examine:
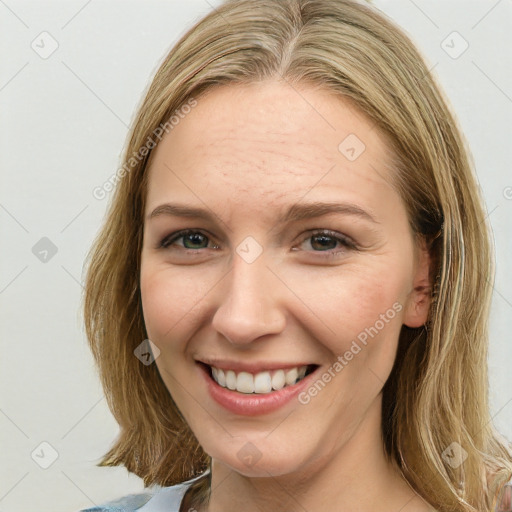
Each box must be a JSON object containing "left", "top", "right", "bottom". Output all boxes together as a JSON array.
[{"left": 403, "top": 236, "right": 433, "bottom": 328}]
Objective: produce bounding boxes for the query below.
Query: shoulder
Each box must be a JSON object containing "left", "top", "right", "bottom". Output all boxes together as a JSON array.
[
  {"left": 78, "top": 490, "right": 153, "bottom": 511},
  {"left": 78, "top": 472, "right": 208, "bottom": 512}
]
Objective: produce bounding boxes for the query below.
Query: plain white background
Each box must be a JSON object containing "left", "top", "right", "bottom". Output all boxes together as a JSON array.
[{"left": 0, "top": 1, "right": 511, "bottom": 511}]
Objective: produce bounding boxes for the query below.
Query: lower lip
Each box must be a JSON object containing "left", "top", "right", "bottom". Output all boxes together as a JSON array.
[{"left": 197, "top": 363, "right": 320, "bottom": 416}]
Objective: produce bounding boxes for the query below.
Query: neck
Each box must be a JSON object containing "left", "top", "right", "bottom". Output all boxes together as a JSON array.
[{"left": 197, "top": 395, "right": 433, "bottom": 512}]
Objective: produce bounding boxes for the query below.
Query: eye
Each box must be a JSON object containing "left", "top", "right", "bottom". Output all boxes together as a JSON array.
[
  {"left": 294, "top": 229, "right": 357, "bottom": 258},
  {"left": 159, "top": 229, "right": 219, "bottom": 251}
]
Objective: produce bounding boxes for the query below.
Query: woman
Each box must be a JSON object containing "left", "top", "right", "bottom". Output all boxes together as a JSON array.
[{"left": 81, "top": 0, "right": 512, "bottom": 511}]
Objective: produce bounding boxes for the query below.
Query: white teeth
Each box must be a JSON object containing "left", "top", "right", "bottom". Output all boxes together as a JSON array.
[
  {"left": 271, "top": 369, "right": 285, "bottom": 391},
  {"left": 216, "top": 368, "right": 226, "bottom": 387},
  {"left": 210, "top": 365, "right": 311, "bottom": 394},
  {"left": 225, "top": 370, "right": 237, "bottom": 390},
  {"left": 236, "top": 372, "right": 254, "bottom": 393},
  {"left": 254, "top": 372, "right": 272, "bottom": 394},
  {"left": 285, "top": 367, "right": 298, "bottom": 386}
]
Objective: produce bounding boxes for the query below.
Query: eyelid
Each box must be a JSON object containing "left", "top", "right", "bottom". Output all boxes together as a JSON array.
[
  {"left": 299, "top": 228, "right": 357, "bottom": 249},
  {"left": 159, "top": 229, "right": 219, "bottom": 250}
]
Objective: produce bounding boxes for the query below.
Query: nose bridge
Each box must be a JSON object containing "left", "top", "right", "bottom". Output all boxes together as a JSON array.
[{"left": 211, "top": 249, "right": 285, "bottom": 345}]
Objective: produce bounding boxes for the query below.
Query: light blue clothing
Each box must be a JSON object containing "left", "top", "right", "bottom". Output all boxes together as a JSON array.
[{"left": 79, "top": 471, "right": 209, "bottom": 512}]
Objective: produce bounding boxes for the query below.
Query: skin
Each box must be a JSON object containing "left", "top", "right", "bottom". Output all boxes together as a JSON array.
[{"left": 140, "top": 80, "right": 435, "bottom": 512}]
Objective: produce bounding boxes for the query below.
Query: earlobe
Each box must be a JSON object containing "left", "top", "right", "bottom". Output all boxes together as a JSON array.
[{"left": 403, "top": 237, "right": 433, "bottom": 328}]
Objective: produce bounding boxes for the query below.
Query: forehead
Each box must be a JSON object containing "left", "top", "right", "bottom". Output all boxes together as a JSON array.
[{"left": 145, "top": 81, "right": 397, "bottom": 218}]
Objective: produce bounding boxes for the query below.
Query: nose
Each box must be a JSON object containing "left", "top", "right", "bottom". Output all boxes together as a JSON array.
[{"left": 211, "top": 252, "right": 286, "bottom": 346}]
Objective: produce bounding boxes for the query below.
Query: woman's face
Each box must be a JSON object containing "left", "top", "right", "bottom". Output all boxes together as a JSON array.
[{"left": 140, "top": 80, "right": 431, "bottom": 477}]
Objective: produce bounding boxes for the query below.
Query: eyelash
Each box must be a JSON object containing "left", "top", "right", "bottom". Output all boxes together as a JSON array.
[{"left": 158, "top": 229, "right": 357, "bottom": 259}]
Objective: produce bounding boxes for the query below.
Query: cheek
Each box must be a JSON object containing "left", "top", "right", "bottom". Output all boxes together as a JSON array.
[
  {"left": 288, "top": 260, "right": 412, "bottom": 398},
  {"left": 139, "top": 264, "right": 210, "bottom": 346},
  {"left": 345, "top": 271, "right": 404, "bottom": 330},
  {"left": 139, "top": 265, "right": 211, "bottom": 400},
  {"left": 294, "top": 271, "right": 407, "bottom": 413},
  {"left": 286, "top": 259, "right": 409, "bottom": 346},
  {"left": 328, "top": 262, "right": 411, "bottom": 380}
]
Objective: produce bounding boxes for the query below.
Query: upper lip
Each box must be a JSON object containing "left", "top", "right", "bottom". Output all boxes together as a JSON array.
[{"left": 196, "top": 358, "right": 318, "bottom": 374}]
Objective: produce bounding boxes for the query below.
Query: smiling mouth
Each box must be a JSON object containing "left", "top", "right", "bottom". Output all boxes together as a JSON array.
[{"left": 200, "top": 363, "right": 319, "bottom": 394}]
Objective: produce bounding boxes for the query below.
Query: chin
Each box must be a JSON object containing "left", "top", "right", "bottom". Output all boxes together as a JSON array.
[{"left": 208, "top": 441, "right": 310, "bottom": 478}]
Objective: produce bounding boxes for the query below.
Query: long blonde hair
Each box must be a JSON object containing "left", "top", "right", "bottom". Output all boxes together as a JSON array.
[{"left": 82, "top": 0, "right": 512, "bottom": 510}]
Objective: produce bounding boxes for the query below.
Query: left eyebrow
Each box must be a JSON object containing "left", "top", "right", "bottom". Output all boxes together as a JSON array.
[
  {"left": 280, "top": 201, "right": 379, "bottom": 224},
  {"left": 146, "top": 201, "right": 379, "bottom": 225}
]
